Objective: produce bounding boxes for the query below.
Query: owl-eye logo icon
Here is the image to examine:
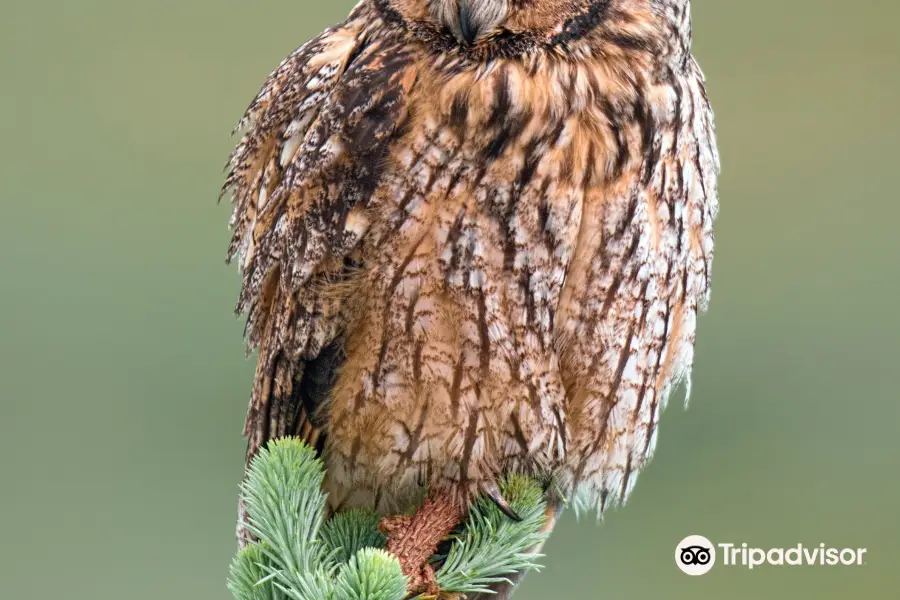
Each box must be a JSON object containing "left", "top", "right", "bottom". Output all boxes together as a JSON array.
[{"left": 676, "top": 535, "right": 716, "bottom": 575}]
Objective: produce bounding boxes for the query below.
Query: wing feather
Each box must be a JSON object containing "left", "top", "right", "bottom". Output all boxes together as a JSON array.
[{"left": 223, "top": 11, "right": 417, "bottom": 468}]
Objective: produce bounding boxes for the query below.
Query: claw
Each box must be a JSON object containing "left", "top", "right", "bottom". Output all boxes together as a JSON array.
[{"left": 482, "top": 482, "right": 522, "bottom": 521}]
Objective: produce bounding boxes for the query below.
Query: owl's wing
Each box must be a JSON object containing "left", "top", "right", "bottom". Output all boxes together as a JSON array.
[
  {"left": 555, "top": 57, "right": 720, "bottom": 516},
  {"left": 223, "top": 14, "right": 416, "bottom": 466}
]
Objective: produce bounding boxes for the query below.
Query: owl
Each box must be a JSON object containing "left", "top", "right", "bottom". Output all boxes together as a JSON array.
[{"left": 224, "top": 0, "right": 718, "bottom": 594}]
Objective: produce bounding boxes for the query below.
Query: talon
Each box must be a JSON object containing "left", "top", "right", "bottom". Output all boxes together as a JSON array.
[{"left": 482, "top": 482, "right": 522, "bottom": 521}]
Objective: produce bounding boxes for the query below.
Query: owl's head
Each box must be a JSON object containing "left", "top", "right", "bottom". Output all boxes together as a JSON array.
[
  {"left": 378, "top": 0, "right": 686, "bottom": 57},
  {"left": 426, "top": 0, "right": 520, "bottom": 45},
  {"left": 381, "top": 0, "right": 594, "bottom": 45}
]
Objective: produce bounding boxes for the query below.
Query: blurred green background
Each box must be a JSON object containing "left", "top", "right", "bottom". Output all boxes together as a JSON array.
[{"left": 1, "top": 1, "right": 898, "bottom": 598}]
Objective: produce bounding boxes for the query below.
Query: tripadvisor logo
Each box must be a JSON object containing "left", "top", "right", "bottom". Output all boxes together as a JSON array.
[
  {"left": 676, "top": 535, "right": 716, "bottom": 576},
  {"left": 675, "top": 536, "right": 867, "bottom": 575}
]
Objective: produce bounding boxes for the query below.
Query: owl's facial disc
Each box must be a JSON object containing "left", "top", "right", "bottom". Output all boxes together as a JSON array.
[{"left": 432, "top": 0, "right": 509, "bottom": 44}]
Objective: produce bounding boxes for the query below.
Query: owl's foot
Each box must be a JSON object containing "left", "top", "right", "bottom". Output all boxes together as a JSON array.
[
  {"left": 481, "top": 481, "right": 522, "bottom": 521},
  {"left": 379, "top": 491, "right": 465, "bottom": 597}
]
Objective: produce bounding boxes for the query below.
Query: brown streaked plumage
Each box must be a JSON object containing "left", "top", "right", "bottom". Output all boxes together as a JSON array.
[{"left": 224, "top": 0, "right": 718, "bottom": 588}]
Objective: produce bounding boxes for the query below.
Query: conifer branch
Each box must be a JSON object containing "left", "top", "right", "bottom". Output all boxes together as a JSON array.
[
  {"left": 228, "top": 438, "right": 549, "bottom": 600},
  {"left": 435, "top": 475, "right": 548, "bottom": 595}
]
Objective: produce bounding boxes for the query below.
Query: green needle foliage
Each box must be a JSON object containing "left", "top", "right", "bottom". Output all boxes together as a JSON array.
[
  {"left": 333, "top": 548, "right": 409, "bottom": 600},
  {"left": 435, "top": 475, "right": 548, "bottom": 595},
  {"left": 320, "top": 509, "right": 387, "bottom": 565},
  {"left": 229, "top": 545, "right": 283, "bottom": 600},
  {"left": 228, "top": 438, "right": 549, "bottom": 600}
]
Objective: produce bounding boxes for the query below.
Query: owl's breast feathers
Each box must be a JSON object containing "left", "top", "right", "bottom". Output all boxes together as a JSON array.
[{"left": 225, "top": 0, "right": 718, "bottom": 516}]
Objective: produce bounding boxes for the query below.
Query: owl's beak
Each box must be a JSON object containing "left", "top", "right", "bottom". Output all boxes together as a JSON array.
[{"left": 457, "top": 0, "right": 479, "bottom": 45}]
